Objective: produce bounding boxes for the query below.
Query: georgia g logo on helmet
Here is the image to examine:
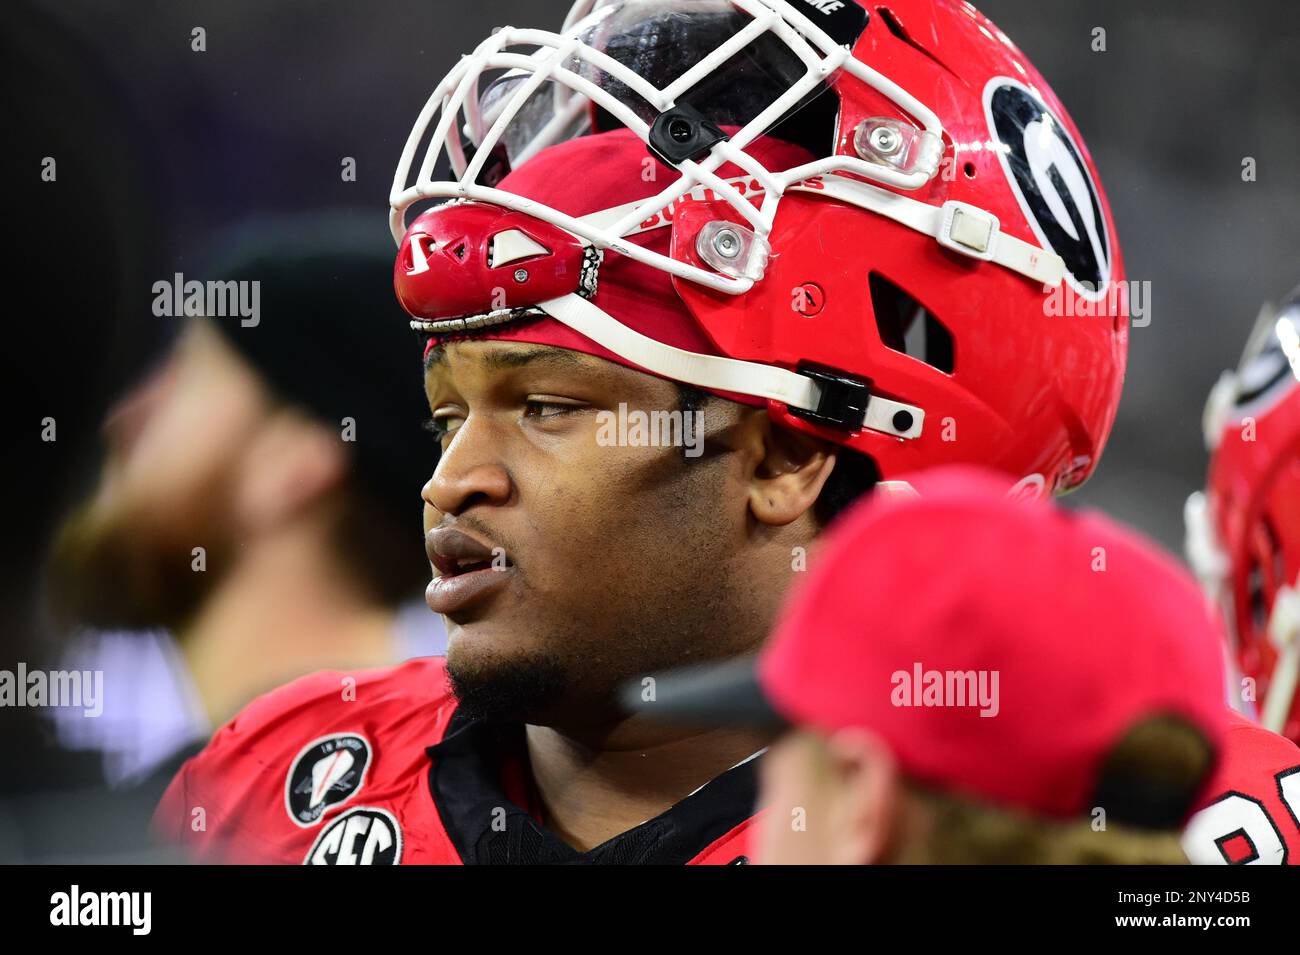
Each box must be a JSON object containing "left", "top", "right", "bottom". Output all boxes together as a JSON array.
[{"left": 984, "top": 77, "right": 1112, "bottom": 301}]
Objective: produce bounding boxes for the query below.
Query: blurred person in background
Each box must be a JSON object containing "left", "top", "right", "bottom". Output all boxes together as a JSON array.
[
  {"left": 42, "top": 212, "right": 444, "bottom": 821},
  {"left": 1, "top": 0, "right": 169, "bottom": 855}
]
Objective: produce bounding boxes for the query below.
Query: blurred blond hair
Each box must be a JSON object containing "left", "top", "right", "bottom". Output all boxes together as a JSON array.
[{"left": 894, "top": 717, "right": 1213, "bottom": 865}]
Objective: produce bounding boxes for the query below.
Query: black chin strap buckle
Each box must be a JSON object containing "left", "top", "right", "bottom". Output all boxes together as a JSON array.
[{"left": 789, "top": 364, "right": 872, "bottom": 432}]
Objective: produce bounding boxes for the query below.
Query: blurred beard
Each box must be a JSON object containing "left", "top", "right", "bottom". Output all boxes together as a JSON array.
[{"left": 45, "top": 497, "right": 225, "bottom": 633}]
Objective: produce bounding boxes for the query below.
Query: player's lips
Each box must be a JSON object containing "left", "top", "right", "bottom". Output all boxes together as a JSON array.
[
  {"left": 426, "top": 527, "right": 501, "bottom": 576},
  {"left": 425, "top": 526, "right": 512, "bottom": 614}
]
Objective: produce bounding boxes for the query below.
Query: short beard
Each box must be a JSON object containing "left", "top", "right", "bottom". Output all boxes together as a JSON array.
[
  {"left": 45, "top": 499, "right": 217, "bottom": 632},
  {"left": 445, "top": 649, "right": 572, "bottom": 725}
]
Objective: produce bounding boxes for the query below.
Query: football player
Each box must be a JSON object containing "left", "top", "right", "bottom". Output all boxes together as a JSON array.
[{"left": 1182, "top": 286, "right": 1300, "bottom": 864}]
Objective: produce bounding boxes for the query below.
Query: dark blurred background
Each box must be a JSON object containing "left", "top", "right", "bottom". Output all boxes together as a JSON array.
[{"left": 3, "top": 0, "right": 1298, "bottom": 852}]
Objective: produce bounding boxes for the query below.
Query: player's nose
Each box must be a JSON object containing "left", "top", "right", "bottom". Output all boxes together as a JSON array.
[{"left": 421, "top": 423, "right": 512, "bottom": 517}]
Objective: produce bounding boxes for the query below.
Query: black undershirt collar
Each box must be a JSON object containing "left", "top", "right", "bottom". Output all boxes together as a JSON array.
[{"left": 426, "top": 706, "right": 759, "bottom": 864}]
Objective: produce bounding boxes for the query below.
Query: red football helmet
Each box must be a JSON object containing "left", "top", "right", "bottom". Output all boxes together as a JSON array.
[
  {"left": 1187, "top": 286, "right": 1300, "bottom": 742},
  {"left": 390, "top": 0, "right": 1128, "bottom": 494}
]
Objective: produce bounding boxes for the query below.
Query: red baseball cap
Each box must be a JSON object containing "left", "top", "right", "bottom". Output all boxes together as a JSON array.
[{"left": 623, "top": 465, "right": 1228, "bottom": 824}]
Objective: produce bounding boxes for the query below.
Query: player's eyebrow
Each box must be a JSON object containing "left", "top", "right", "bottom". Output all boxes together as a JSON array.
[
  {"left": 482, "top": 346, "right": 587, "bottom": 371},
  {"left": 423, "top": 342, "right": 588, "bottom": 373},
  {"left": 423, "top": 341, "right": 446, "bottom": 372}
]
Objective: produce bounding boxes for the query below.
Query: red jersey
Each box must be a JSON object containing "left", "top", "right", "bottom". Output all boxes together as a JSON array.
[
  {"left": 1184, "top": 709, "right": 1300, "bottom": 864},
  {"left": 153, "top": 656, "right": 757, "bottom": 864},
  {"left": 158, "top": 661, "right": 1298, "bottom": 865}
]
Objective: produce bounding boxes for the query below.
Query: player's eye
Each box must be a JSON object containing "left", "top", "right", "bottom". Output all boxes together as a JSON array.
[
  {"left": 522, "top": 397, "right": 585, "bottom": 419},
  {"left": 424, "top": 411, "right": 464, "bottom": 442}
]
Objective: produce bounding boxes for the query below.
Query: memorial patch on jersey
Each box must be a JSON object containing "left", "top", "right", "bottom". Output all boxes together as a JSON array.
[
  {"left": 983, "top": 77, "right": 1111, "bottom": 300},
  {"left": 285, "top": 733, "right": 371, "bottom": 826},
  {"left": 305, "top": 808, "right": 403, "bottom": 865}
]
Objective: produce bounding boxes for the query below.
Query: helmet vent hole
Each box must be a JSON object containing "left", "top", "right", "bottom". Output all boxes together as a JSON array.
[
  {"left": 1248, "top": 560, "right": 1269, "bottom": 634},
  {"left": 869, "top": 272, "right": 954, "bottom": 374},
  {"left": 874, "top": 7, "right": 959, "bottom": 78}
]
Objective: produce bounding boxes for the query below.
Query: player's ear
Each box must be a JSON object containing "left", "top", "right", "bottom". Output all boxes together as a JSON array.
[
  {"left": 744, "top": 411, "right": 837, "bottom": 527},
  {"left": 233, "top": 411, "right": 349, "bottom": 532},
  {"left": 823, "top": 727, "right": 900, "bottom": 865}
]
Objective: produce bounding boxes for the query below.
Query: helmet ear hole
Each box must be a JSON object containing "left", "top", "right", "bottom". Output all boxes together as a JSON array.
[
  {"left": 814, "top": 447, "right": 881, "bottom": 527},
  {"left": 1248, "top": 559, "right": 1269, "bottom": 635},
  {"left": 869, "top": 272, "right": 954, "bottom": 374}
]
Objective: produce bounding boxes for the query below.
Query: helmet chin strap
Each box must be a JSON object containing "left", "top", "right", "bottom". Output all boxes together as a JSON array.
[
  {"left": 1183, "top": 490, "right": 1299, "bottom": 733},
  {"left": 1184, "top": 491, "right": 1229, "bottom": 595},
  {"left": 784, "top": 176, "right": 1065, "bottom": 288},
  {"left": 537, "top": 292, "right": 925, "bottom": 440},
  {"left": 577, "top": 172, "right": 1066, "bottom": 290},
  {"left": 1262, "top": 579, "right": 1300, "bottom": 734}
]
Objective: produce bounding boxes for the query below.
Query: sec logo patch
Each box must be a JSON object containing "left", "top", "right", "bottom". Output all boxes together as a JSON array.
[
  {"left": 285, "top": 733, "right": 371, "bottom": 827},
  {"left": 305, "top": 808, "right": 403, "bottom": 865}
]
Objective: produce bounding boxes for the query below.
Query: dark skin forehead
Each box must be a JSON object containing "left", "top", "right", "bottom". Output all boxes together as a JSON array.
[
  {"left": 424, "top": 340, "right": 589, "bottom": 374},
  {"left": 422, "top": 338, "right": 678, "bottom": 409}
]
